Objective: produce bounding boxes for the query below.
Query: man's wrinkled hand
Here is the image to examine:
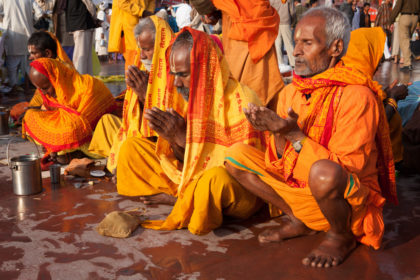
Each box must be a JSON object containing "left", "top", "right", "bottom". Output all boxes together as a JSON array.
[
  {"left": 126, "top": 65, "right": 149, "bottom": 103},
  {"left": 243, "top": 103, "right": 288, "bottom": 133},
  {"left": 144, "top": 107, "right": 186, "bottom": 147}
]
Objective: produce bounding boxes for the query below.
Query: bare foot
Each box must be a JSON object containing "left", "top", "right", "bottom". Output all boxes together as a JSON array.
[
  {"left": 302, "top": 231, "right": 356, "bottom": 268},
  {"left": 139, "top": 193, "right": 177, "bottom": 205},
  {"left": 258, "top": 215, "right": 315, "bottom": 243}
]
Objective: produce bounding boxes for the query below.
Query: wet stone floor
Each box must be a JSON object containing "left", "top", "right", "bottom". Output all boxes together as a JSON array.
[{"left": 0, "top": 61, "right": 419, "bottom": 279}]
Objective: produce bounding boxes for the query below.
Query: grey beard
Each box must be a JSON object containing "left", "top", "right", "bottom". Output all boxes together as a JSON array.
[
  {"left": 294, "top": 57, "right": 330, "bottom": 77},
  {"left": 177, "top": 87, "right": 189, "bottom": 102},
  {"left": 141, "top": 59, "right": 153, "bottom": 72}
]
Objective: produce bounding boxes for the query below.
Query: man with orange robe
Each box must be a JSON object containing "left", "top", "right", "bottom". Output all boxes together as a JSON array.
[
  {"left": 225, "top": 8, "right": 397, "bottom": 268},
  {"left": 108, "top": 0, "right": 155, "bottom": 71},
  {"left": 190, "top": 0, "right": 284, "bottom": 108},
  {"left": 117, "top": 28, "right": 266, "bottom": 234}
]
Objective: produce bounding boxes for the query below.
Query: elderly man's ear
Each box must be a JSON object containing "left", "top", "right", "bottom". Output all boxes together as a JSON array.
[{"left": 329, "top": 39, "right": 344, "bottom": 58}]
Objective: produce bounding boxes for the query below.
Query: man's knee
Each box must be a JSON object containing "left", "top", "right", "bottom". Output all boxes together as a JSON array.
[
  {"left": 196, "top": 167, "right": 232, "bottom": 194},
  {"left": 308, "top": 159, "right": 348, "bottom": 200}
]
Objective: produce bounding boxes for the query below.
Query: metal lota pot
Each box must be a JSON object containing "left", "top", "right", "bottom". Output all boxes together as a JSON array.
[{"left": 7, "top": 139, "right": 43, "bottom": 195}]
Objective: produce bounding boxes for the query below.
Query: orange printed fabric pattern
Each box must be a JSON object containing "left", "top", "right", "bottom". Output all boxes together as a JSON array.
[
  {"left": 24, "top": 58, "right": 115, "bottom": 152},
  {"left": 269, "top": 61, "right": 396, "bottom": 204},
  {"left": 107, "top": 16, "right": 174, "bottom": 171},
  {"left": 212, "top": 0, "right": 279, "bottom": 62},
  {"left": 156, "top": 27, "right": 266, "bottom": 196}
]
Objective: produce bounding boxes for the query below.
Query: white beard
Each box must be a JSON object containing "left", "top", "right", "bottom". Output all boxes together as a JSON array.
[{"left": 141, "top": 59, "right": 153, "bottom": 72}]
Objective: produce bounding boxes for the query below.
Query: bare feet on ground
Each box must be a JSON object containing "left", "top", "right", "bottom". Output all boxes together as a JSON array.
[
  {"left": 258, "top": 215, "right": 316, "bottom": 243},
  {"left": 139, "top": 193, "right": 177, "bottom": 205},
  {"left": 302, "top": 231, "right": 356, "bottom": 268}
]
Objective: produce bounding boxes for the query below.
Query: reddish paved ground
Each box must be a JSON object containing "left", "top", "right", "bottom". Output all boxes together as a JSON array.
[{"left": 0, "top": 61, "right": 419, "bottom": 279}]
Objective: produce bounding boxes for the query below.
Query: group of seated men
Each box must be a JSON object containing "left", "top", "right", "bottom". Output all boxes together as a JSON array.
[{"left": 22, "top": 3, "right": 402, "bottom": 269}]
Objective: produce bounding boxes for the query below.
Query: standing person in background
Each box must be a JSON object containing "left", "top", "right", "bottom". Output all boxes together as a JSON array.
[
  {"left": 390, "top": 0, "right": 401, "bottom": 64},
  {"left": 190, "top": 0, "right": 284, "bottom": 109},
  {"left": 95, "top": 1, "right": 110, "bottom": 60},
  {"left": 270, "top": 0, "right": 295, "bottom": 69},
  {"left": 66, "top": 0, "right": 98, "bottom": 75},
  {"left": 340, "top": 0, "right": 355, "bottom": 24},
  {"left": 292, "top": 0, "right": 308, "bottom": 30},
  {"left": 359, "top": 3, "right": 371, "bottom": 27},
  {"left": 0, "top": 0, "right": 33, "bottom": 92},
  {"left": 375, "top": 0, "right": 392, "bottom": 47},
  {"left": 52, "top": 0, "right": 75, "bottom": 61},
  {"left": 170, "top": 0, "right": 192, "bottom": 30},
  {"left": 390, "top": 0, "right": 419, "bottom": 71},
  {"left": 108, "top": 0, "right": 155, "bottom": 71},
  {"left": 352, "top": 2, "right": 361, "bottom": 30}
]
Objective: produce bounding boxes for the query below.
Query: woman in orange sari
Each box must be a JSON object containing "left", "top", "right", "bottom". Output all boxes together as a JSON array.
[{"left": 24, "top": 58, "right": 115, "bottom": 164}]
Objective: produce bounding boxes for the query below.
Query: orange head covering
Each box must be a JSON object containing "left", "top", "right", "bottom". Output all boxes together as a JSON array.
[
  {"left": 342, "top": 27, "right": 386, "bottom": 80},
  {"left": 24, "top": 58, "right": 115, "bottom": 152},
  {"left": 46, "top": 31, "right": 74, "bottom": 68},
  {"left": 158, "top": 27, "right": 266, "bottom": 196},
  {"left": 107, "top": 16, "right": 175, "bottom": 171}
]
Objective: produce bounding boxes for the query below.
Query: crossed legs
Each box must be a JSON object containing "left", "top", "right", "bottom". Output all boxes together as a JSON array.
[{"left": 225, "top": 159, "right": 356, "bottom": 268}]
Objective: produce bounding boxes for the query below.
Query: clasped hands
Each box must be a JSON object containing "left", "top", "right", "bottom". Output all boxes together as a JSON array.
[
  {"left": 243, "top": 103, "right": 305, "bottom": 143},
  {"left": 126, "top": 65, "right": 149, "bottom": 104},
  {"left": 144, "top": 107, "right": 186, "bottom": 148}
]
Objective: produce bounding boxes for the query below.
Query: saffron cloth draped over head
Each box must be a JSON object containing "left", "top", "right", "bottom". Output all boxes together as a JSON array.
[
  {"left": 107, "top": 16, "right": 175, "bottom": 172},
  {"left": 211, "top": 0, "right": 279, "bottom": 63},
  {"left": 156, "top": 27, "right": 266, "bottom": 197},
  {"left": 24, "top": 58, "right": 115, "bottom": 152},
  {"left": 266, "top": 27, "right": 397, "bottom": 205}
]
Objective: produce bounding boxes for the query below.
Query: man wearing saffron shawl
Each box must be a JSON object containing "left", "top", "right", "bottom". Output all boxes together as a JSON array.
[
  {"left": 117, "top": 28, "right": 266, "bottom": 233},
  {"left": 341, "top": 27, "right": 408, "bottom": 165},
  {"left": 189, "top": 0, "right": 284, "bottom": 108},
  {"left": 11, "top": 31, "right": 76, "bottom": 126},
  {"left": 24, "top": 58, "right": 115, "bottom": 164},
  {"left": 88, "top": 16, "right": 175, "bottom": 173},
  {"left": 224, "top": 8, "right": 397, "bottom": 268},
  {"left": 108, "top": 0, "right": 155, "bottom": 71}
]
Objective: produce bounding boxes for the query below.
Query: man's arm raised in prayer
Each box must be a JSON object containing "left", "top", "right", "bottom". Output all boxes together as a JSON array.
[
  {"left": 243, "top": 103, "right": 305, "bottom": 156},
  {"left": 144, "top": 107, "right": 186, "bottom": 162},
  {"left": 126, "top": 65, "right": 148, "bottom": 105}
]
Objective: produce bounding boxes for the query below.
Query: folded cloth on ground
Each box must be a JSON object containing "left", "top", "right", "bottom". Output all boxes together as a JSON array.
[
  {"left": 97, "top": 211, "right": 141, "bottom": 238},
  {"left": 64, "top": 158, "right": 95, "bottom": 177}
]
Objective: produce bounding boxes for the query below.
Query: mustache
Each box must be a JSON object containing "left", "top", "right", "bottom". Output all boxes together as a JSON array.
[
  {"left": 141, "top": 59, "right": 153, "bottom": 71},
  {"left": 177, "top": 87, "right": 189, "bottom": 101}
]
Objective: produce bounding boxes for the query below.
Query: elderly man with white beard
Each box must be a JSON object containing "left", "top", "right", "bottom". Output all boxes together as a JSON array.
[{"left": 88, "top": 16, "right": 175, "bottom": 176}]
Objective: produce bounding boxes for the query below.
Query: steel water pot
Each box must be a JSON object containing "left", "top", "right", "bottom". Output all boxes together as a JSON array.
[{"left": 7, "top": 139, "right": 43, "bottom": 195}]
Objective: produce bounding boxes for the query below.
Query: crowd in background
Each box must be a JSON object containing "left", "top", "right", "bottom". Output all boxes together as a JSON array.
[{"left": 0, "top": 0, "right": 418, "bottom": 94}]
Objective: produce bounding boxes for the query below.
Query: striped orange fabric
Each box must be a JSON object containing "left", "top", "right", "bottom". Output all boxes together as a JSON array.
[
  {"left": 157, "top": 28, "right": 266, "bottom": 196},
  {"left": 24, "top": 58, "right": 115, "bottom": 152}
]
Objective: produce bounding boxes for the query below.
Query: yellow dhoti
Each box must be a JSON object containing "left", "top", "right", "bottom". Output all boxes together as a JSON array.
[
  {"left": 142, "top": 166, "right": 263, "bottom": 235},
  {"left": 116, "top": 137, "right": 178, "bottom": 196},
  {"left": 88, "top": 114, "right": 123, "bottom": 158}
]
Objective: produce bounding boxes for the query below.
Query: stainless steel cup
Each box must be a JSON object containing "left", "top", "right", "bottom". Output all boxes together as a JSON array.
[{"left": 49, "top": 164, "right": 61, "bottom": 184}]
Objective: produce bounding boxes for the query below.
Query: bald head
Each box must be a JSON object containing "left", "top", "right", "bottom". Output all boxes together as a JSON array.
[{"left": 29, "top": 67, "right": 56, "bottom": 98}]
